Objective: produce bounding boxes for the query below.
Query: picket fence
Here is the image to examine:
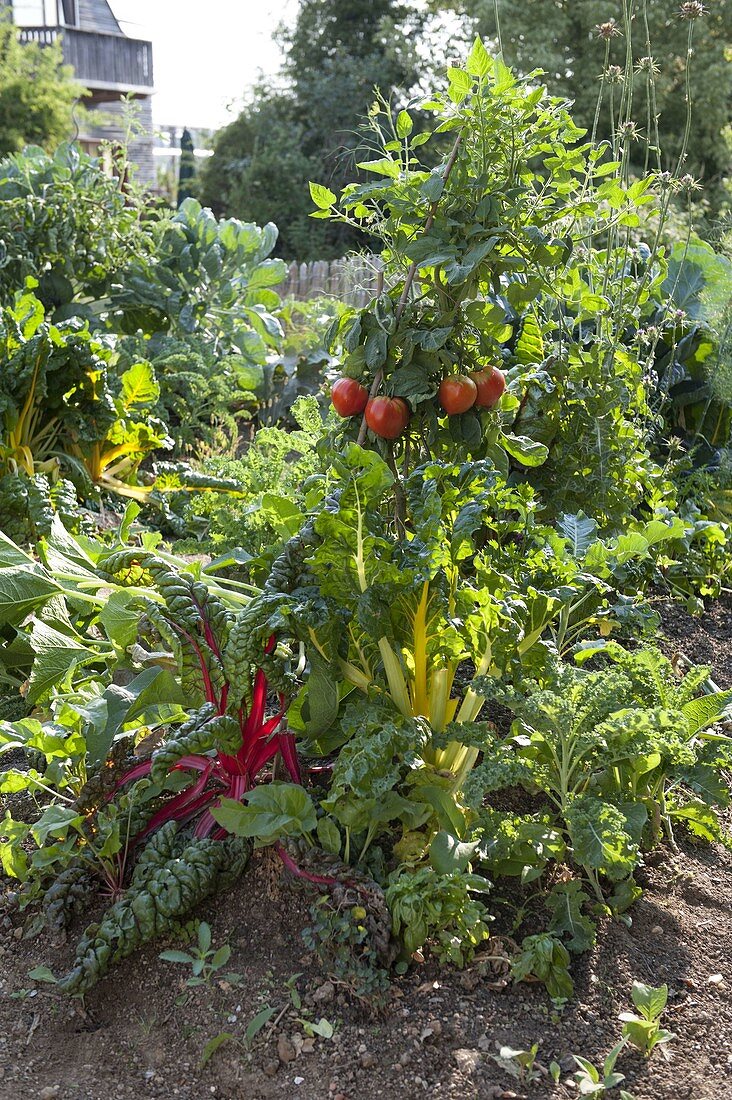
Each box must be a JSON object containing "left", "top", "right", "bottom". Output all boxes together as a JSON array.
[{"left": 278, "top": 256, "right": 383, "bottom": 307}]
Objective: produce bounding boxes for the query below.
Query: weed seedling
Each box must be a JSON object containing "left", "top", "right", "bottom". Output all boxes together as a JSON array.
[
  {"left": 159, "top": 921, "right": 243, "bottom": 987},
  {"left": 491, "top": 1042, "right": 542, "bottom": 1083},
  {"left": 572, "top": 1038, "right": 628, "bottom": 1093},
  {"left": 619, "top": 982, "right": 675, "bottom": 1056}
]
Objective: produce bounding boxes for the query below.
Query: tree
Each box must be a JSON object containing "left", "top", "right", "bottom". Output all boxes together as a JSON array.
[
  {"left": 199, "top": 0, "right": 427, "bottom": 259},
  {"left": 177, "top": 127, "right": 195, "bottom": 207},
  {"left": 0, "top": 17, "right": 82, "bottom": 156},
  {"left": 436, "top": 0, "right": 731, "bottom": 184}
]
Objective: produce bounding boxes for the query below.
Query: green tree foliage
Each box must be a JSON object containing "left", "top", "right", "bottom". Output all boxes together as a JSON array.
[
  {"left": 177, "top": 126, "right": 195, "bottom": 207},
  {"left": 199, "top": 0, "right": 426, "bottom": 258},
  {"left": 0, "top": 17, "right": 82, "bottom": 157},
  {"left": 440, "top": 0, "right": 731, "bottom": 183}
]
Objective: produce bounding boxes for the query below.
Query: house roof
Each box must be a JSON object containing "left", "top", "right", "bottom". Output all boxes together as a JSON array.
[{"left": 78, "top": 0, "right": 123, "bottom": 36}]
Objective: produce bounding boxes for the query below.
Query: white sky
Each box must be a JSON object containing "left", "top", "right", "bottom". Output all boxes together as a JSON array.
[{"left": 110, "top": 0, "right": 298, "bottom": 130}]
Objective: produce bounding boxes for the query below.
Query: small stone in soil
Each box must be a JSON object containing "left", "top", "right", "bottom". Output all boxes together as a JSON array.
[
  {"left": 313, "top": 980, "right": 335, "bottom": 1004},
  {"left": 453, "top": 1048, "right": 482, "bottom": 1074},
  {"left": 277, "top": 1034, "right": 296, "bottom": 1063}
]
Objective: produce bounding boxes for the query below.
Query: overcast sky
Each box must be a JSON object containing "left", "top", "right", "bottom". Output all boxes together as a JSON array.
[{"left": 110, "top": 0, "right": 297, "bottom": 130}]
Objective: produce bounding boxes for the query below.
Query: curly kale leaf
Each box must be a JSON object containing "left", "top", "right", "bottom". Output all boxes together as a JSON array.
[
  {"left": 544, "top": 880, "right": 596, "bottom": 953},
  {"left": 595, "top": 707, "right": 695, "bottom": 774},
  {"left": 565, "top": 793, "right": 645, "bottom": 882},
  {"left": 474, "top": 808, "right": 566, "bottom": 879}
]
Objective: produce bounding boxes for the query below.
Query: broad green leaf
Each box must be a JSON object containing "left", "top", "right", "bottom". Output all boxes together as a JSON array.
[
  {"left": 30, "top": 804, "right": 83, "bottom": 846},
  {"left": 98, "top": 589, "right": 141, "bottom": 651},
  {"left": 28, "top": 966, "right": 57, "bottom": 984},
  {"left": 211, "top": 783, "right": 316, "bottom": 844},
  {"left": 429, "top": 831, "right": 479, "bottom": 874},
  {"left": 545, "top": 881, "right": 596, "bottom": 953},
  {"left": 316, "top": 815, "right": 341, "bottom": 856},
  {"left": 466, "top": 37, "right": 491, "bottom": 79},
  {"left": 309, "top": 182, "right": 336, "bottom": 210},
  {"left": 668, "top": 800, "right": 720, "bottom": 841},
  {"left": 447, "top": 67, "right": 472, "bottom": 102},
  {"left": 558, "top": 512, "right": 598, "bottom": 557},
  {"left": 515, "top": 313, "right": 544, "bottom": 365},
  {"left": 681, "top": 691, "right": 732, "bottom": 735},
  {"left": 501, "top": 433, "right": 548, "bottom": 468},
  {"left": 356, "top": 158, "right": 400, "bottom": 179},
  {"left": 631, "top": 981, "right": 667, "bottom": 1021},
  {"left": 0, "top": 565, "right": 61, "bottom": 625},
  {"left": 396, "top": 110, "right": 413, "bottom": 138},
  {"left": 27, "top": 620, "right": 97, "bottom": 704},
  {"left": 0, "top": 813, "right": 29, "bottom": 879},
  {"left": 0, "top": 531, "right": 36, "bottom": 569},
  {"left": 121, "top": 361, "right": 159, "bottom": 408},
  {"left": 245, "top": 1005, "right": 277, "bottom": 1046},
  {"left": 159, "top": 950, "right": 195, "bottom": 963}
]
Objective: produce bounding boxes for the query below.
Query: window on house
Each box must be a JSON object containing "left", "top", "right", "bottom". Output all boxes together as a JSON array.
[
  {"left": 12, "top": 0, "right": 59, "bottom": 24},
  {"left": 59, "top": 0, "right": 78, "bottom": 25}
]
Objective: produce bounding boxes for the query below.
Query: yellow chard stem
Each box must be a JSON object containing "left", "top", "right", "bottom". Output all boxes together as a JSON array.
[
  {"left": 411, "top": 581, "right": 430, "bottom": 717},
  {"left": 378, "top": 638, "right": 412, "bottom": 719},
  {"left": 429, "top": 664, "right": 450, "bottom": 735}
]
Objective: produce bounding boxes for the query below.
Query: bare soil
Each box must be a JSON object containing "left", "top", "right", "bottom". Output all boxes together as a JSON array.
[{"left": 1, "top": 595, "right": 731, "bottom": 1100}]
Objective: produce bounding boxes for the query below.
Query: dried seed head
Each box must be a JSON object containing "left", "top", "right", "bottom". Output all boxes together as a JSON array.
[
  {"left": 678, "top": 2, "right": 707, "bottom": 19},
  {"left": 618, "top": 120, "right": 641, "bottom": 141},
  {"left": 679, "top": 173, "right": 702, "bottom": 192},
  {"left": 596, "top": 18, "right": 621, "bottom": 39},
  {"left": 635, "top": 55, "right": 660, "bottom": 75},
  {"left": 606, "top": 64, "right": 624, "bottom": 84}
]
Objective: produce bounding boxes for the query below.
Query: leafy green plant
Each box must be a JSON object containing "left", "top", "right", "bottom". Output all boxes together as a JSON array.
[
  {"left": 177, "top": 395, "right": 327, "bottom": 574},
  {"left": 301, "top": 896, "right": 391, "bottom": 1002},
  {"left": 491, "top": 1042, "right": 542, "bottom": 1084},
  {"left": 111, "top": 198, "right": 285, "bottom": 365},
  {"left": 56, "top": 823, "right": 251, "bottom": 996},
  {"left": 619, "top": 982, "right": 675, "bottom": 1057},
  {"left": 471, "top": 652, "right": 732, "bottom": 915},
  {"left": 276, "top": 447, "right": 560, "bottom": 798},
  {"left": 572, "top": 1039, "right": 629, "bottom": 1096},
  {"left": 510, "top": 932, "right": 573, "bottom": 1004},
  {"left": 0, "top": 143, "right": 149, "bottom": 313},
  {"left": 385, "top": 864, "right": 492, "bottom": 965},
  {"left": 159, "top": 921, "right": 242, "bottom": 986}
]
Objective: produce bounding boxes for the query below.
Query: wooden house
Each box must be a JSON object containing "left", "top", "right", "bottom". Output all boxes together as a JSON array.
[{"left": 5, "top": 0, "right": 155, "bottom": 183}]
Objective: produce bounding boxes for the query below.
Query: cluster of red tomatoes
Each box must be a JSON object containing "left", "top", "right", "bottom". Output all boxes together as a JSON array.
[{"left": 330, "top": 368, "right": 506, "bottom": 440}]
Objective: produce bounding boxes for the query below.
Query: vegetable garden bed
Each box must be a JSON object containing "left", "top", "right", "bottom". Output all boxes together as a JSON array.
[{"left": 1, "top": 600, "right": 730, "bottom": 1100}]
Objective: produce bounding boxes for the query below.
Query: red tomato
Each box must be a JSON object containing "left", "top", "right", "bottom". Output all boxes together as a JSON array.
[
  {"left": 364, "top": 396, "right": 410, "bottom": 439},
  {"left": 331, "top": 377, "right": 369, "bottom": 417},
  {"left": 438, "top": 375, "right": 478, "bottom": 415},
  {"left": 470, "top": 366, "right": 506, "bottom": 409}
]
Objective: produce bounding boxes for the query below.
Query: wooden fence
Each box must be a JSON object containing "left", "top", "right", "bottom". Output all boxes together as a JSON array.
[{"left": 278, "top": 256, "right": 383, "bottom": 308}]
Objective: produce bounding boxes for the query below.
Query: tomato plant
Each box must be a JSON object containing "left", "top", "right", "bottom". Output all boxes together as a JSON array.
[
  {"left": 438, "top": 375, "right": 477, "bottom": 415},
  {"left": 365, "top": 396, "right": 410, "bottom": 439},
  {"left": 331, "top": 377, "right": 369, "bottom": 417}
]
